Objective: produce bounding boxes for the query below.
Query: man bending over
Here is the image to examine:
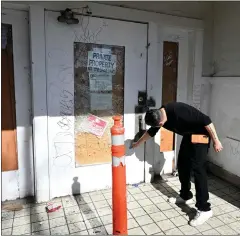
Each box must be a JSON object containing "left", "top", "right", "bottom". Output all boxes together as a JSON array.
[{"left": 132, "top": 102, "right": 223, "bottom": 226}]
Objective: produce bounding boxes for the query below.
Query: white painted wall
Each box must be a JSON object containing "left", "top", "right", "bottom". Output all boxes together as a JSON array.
[
  {"left": 208, "top": 78, "right": 240, "bottom": 178},
  {"left": 2, "top": 9, "right": 34, "bottom": 201},
  {"left": 212, "top": 2, "right": 240, "bottom": 76},
  {"left": 203, "top": 2, "right": 240, "bottom": 178}
]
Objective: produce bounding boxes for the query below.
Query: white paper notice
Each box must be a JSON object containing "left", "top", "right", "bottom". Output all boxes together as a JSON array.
[
  {"left": 87, "top": 49, "right": 116, "bottom": 75},
  {"left": 90, "top": 93, "right": 112, "bottom": 110},
  {"left": 89, "top": 73, "right": 112, "bottom": 91}
]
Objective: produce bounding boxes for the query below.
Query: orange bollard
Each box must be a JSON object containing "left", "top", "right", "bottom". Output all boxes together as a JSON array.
[{"left": 111, "top": 116, "right": 128, "bottom": 235}]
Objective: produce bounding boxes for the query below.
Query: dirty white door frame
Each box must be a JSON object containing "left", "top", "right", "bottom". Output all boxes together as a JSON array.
[
  {"left": 1, "top": 8, "right": 34, "bottom": 200},
  {"left": 154, "top": 26, "right": 203, "bottom": 175}
]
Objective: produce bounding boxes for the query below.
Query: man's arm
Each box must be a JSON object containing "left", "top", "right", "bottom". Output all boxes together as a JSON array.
[
  {"left": 205, "top": 123, "right": 219, "bottom": 142},
  {"left": 205, "top": 123, "right": 223, "bottom": 152},
  {"left": 131, "top": 127, "right": 160, "bottom": 148}
]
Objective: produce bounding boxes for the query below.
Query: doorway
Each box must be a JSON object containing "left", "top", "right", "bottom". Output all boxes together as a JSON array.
[
  {"left": 45, "top": 11, "right": 148, "bottom": 197},
  {"left": 2, "top": 9, "right": 34, "bottom": 201}
]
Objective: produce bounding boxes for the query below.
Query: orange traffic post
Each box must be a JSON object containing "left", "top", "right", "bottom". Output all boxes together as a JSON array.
[{"left": 111, "top": 116, "right": 128, "bottom": 235}]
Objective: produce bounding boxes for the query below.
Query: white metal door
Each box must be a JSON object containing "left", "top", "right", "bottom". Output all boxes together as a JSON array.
[{"left": 45, "top": 11, "right": 147, "bottom": 197}]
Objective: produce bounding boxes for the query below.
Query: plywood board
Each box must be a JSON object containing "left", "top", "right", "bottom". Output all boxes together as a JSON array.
[
  {"left": 1, "top": 24, "right": 18, "bottom": 171},
  {"left": 74, "top": 42, "right": 124, "bottom": 166},
  {"left": 160, "top": 41, "right": 178, "bottom": 152}
]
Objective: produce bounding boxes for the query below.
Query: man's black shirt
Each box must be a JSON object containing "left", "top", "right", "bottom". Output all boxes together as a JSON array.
[{"left": 147, "top": 102, "right": 212, "bottom": 137}]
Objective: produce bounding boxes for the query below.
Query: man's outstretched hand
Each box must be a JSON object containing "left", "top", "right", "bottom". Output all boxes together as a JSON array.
[
  {"left": 130, "top": 141, "right": 139, "bottom": 149},
  {"left": 213, "top": 140, "right": 223, "bottom": 153}
]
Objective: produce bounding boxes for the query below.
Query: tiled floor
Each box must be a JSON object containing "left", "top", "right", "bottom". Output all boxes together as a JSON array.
[{"left": 2, "top": 175, "right": 240, "bottom": 235}]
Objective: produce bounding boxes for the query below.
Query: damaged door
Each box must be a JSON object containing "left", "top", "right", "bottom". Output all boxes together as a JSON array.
[{"left": 45, "top": 11, "right": 147, "bottom": 196}]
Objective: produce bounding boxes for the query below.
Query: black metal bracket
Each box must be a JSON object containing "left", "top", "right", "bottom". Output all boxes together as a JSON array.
[{"left": 135, "top": 91, "right": 156, "bottom": 114}]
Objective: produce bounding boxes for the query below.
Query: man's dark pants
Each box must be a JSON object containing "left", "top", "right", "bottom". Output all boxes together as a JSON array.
[{"left": 177, "top": 135, "right": 211, "bottom": 211}]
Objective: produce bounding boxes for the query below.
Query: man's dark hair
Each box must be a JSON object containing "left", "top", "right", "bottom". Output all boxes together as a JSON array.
[{"left": 145, "top": 109, "right": 162, "bottom": 127}]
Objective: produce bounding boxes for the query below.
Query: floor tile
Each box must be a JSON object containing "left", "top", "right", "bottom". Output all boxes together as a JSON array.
[
  {"left": 100, "top": 214, "right": 112, "bottom": 225},
  {"left": 150, "top": 196, "right": 165, "bottom": 204},
  {"left": 212, "top": 206, "right": 224, "bottom": 216},
  {"left": 32, "top": 229, "right": 50, "bottom": 235},
  {"left": 138, "top": 199, "right": 154, "bottom": 207},
  {"left": 76, "top": 196, "right": 92, "bottom": 205},
  {"left": 128, "top": 218, "right": 139, "bottom": 229},
  {"left": 88, "top": 226, "right": 107, "bottom": 235},
  {"left": 127, "top": 201, "right": 141, "bottom": 210},
  {"left": 104, "top": 224, "right": 112, "bottom": 235},
  {"left": 129, "top": 208, "right": 147, "bottom": 218},
  {"left": 62, "top": 197, "right": 77, "bottom": 208},
  {"left": 228, "top": 221, "right": 240, "bottom": 233},
  {"left": 12, "top": 223, "right": 31, "bottom": 235},
  {"left": 31, "top": 212, "right": 48, "bottom": 223},
  {"left": 170, "top": 215, "right": 188, "bottom": 227},
  {"left": 228, "top": 210, "right": 240, "bottom": 221},
  {"left": 13, "top": 215, "right": 31, "bottom": 227},
  {"left": 217, "top": 213, "right": 237, "bottom": 224},
  {"left": 144, "top": 190, "right": 159, "bottom": 198},
  {"left": 85, "top": 217, "right": 103, "bottom": 229},
  {"left": 68, "top": 222, "right": 86, "bottom": 234},
  {"left": 156, "top": 202, "right": 172, "bottom": 211},
  {"left": 156, "top": 219, "right": 175, "bottom": 231},
  {"left": 179, "top": 224, "right": 200, "bottom": 235},
  {"left": 215, "top": 225, "right": 237, "bottom": 235},
  {"left": 82, "top": 209, "right": 98, "bottom": 220},
  {"left": 195, "top": 222, "right": 212, "bottom": 233},
  {"left": 2, "top": 211, "right": 14, "bottom": 220},
  {"left": 127, "top": 194, "right": 135, "bottom": 203},
  {"left": 71, "top": 230, "right": 89, "bottom": 235},
  {"left": 31, "top": 204, "right": 47, "bottom": 214},
  {"left": 139, "top": 185, "right": 153, "bottom": 192},
  {"left": 165, "top": 227, "right": 183, "bottom": 235},
  {"left": 149, "top": 212, "right": 167, "bottom": 222},
  {"left": 50, "top": 225, "right": 69, "bottom": 235},
  {"left": 93, "top": 200, "right": 109, "bottom": 209},
  {"left": 66, "top": 213, "right": 84, "bottom": 224},
  {"left": 133, "top": 193, "right": 147, "bottom": 200},
  {"left": 79, "top": 203, "right": 95, "bottom": 213},
  {"left": 31, "top": 220, "right": 49, "bottom": 232},
  {"left": 135, "top": 214, "right": 153, "bottom": 226},
  {"left": 128, "top": 227, "right": 146, "bottom": 235},
  {"left": 97, "top": 206, "right": 112, "bottom": 217},
  {"left": 2, "top": 218, "right": 13, "bottom": 229},
  {"left": 64, "top": 205, "right": 80, "bottom": 216},
  {"left": 14, "top": 208, "right": 31, "bottom": 217},
  {"left": 141, "top": 222, "right": 161, "bottom": 235},
  {"left": 202, "top": 228, "right": 220, "bottom": 235},
  {"left": 143, "top": 204, "right": 160, "bottom": 214},
  {"left": 128, "top": 188, "right": 142, "bottom": 195},
  {"left": 48, "top": 208, "right": 64, "bottom": 219},
  {"left": 90, "top": 194, "right": 105, "bottom": 202},
  {"left": 207, "top": 217, "right": 224, "bottom": 228},
  {"left": 163, "top": 208, "right": 180, "bottom": 218},
  {"left": 49, "top": 216, "right": 66, "bottom": 228},
  {"left": 1, "top": 228, "right": 12, "bottom": 235}
]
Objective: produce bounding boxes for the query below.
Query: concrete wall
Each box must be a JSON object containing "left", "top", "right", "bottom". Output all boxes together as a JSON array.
[
  {"left": 2, "top": 9, "right": 34, "bottom": 201},
  {"left": 205, "top": 2, "right": 240, "bottom": 181}
]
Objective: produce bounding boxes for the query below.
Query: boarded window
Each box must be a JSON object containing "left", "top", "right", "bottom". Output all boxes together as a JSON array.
[
  {"left": 74, "top": 43, "right": 124, "bottom": 166},
  {"left": 160, "top": 41, "right": 179, "bottom": 152},
  {"left": 1, "top": 23, "right": 18, "bottom": 171}
]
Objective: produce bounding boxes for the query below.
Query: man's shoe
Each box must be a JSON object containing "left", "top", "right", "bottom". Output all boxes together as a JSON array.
[
  {"left": 168, "top": 196, "right": 193, "bottom": 205},
  {"left": 189, "top": 210, "right": 213, "bottom": 226}
]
